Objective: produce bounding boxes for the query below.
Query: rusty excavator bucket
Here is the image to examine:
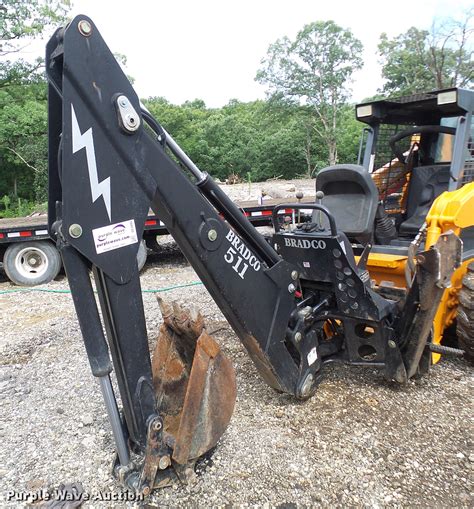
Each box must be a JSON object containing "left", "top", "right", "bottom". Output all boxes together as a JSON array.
[{"left": 149, "top": 298, "right": 236, "bottom": 487}]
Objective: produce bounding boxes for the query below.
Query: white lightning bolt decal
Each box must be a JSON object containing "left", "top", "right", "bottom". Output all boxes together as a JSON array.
[{"left": 71, "top": 104, "right": 111, "bottom": 221}]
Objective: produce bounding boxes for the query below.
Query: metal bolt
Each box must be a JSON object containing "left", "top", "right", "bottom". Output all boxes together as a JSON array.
[
  {"left": 416, "top": 254, "right": 425, "bottom": 264},
  {"left": 69, "top": 224, "right": 83, "bottom": 238},
  {"left": 288, "top": 283, "right": 296, "bottom": 293},
  {"left": 152, "top": 420, "right": 162, "bottom": 432},
  {"left": 291, "top": 270, "right": 299, "bottom": 281},
  {"left": 294, "top": 332, "right": 302, "bottom": 342},
  {"left": 300, "top": 374, "right": 314, "bottom": 397},
  {"left": 142, "top": 484, "right": 151, "bottom": 496},
  {"left": 116, "top": 98, "right": 140, "bottom": 132},
  {"left": 388, "top": 340, "right": 397, "bottom": 349},
  {"left": 125, "top": 114, "right": 138, "bottom": 130},
  {"left": 208, "top": 229, "right": 218, "bottom": 242},
  {"left": 78, "top": 20, "right": 92, "bottom": 36},
  {"left": 158, "top": 455, "right": 171, "bottom": 470}
]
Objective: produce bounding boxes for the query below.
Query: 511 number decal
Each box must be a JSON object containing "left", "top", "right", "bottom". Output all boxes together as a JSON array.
[
  {"left": 224, "top": 247, "right": 249, "bottom": 279},
  {"left": 224, "top": 230, "right": 261, "bottom": 279}
]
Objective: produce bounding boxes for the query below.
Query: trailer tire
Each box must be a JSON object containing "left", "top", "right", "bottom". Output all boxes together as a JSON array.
[
  {"left": 137, "top": 240, "right": 147, "bottom": 272},
  {"left": 3, "top": 241, "right": 62, "bottom": 286},
  {"left": 457, "top": 262, "right": 474, "bottom": 364},
  {"left": 145, "top": 234, "right": 161, "bottom": 253}
]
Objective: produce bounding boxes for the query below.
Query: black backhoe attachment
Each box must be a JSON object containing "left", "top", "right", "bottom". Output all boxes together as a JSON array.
[{"left": 46, "top": 16, "right": 462, "bottom": 494}]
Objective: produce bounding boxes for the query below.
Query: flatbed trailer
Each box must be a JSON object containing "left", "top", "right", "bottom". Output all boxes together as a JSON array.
[{"left": 0, "top": 196, "right": 314, "bottom": 286}]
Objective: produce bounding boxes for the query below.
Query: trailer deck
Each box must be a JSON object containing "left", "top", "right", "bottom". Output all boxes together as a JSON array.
[{"left": 0, "top": 196, "right": 314, "bottom": 243}]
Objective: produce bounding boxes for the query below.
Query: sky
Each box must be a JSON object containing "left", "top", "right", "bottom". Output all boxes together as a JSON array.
[{"left": 15, "top": 0, "right": 474, "bottom": 107}]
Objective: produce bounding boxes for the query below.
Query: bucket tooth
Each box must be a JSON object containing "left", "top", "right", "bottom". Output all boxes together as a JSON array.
[{"left": 151, "top": 298, "right": 236, "bottom": 477}]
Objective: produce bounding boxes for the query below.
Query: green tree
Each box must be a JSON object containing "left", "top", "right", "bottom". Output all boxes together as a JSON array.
[
  {"left": 378, "top": 10, "right": 473, "bottom": 95},
  {"left": 0, "top": 83, "right": 48, "bottom": 201},
  {"left": 256, "top": 20, "right": 363, "bottom": 167},
  {"left": 336, "top": 104, "right": 365, "bottom": 165},
  {"left": 0, "top": 0, "right": 72, "bottom": 210},
  {"left": 1, "top": 0, "right": 71, "bottom": 54},
  {"left": 143, "top": 97, "right": 310, "bottom": 182},
  {"left": 1, "top": 0, "right": 72, "bottom": 84}
]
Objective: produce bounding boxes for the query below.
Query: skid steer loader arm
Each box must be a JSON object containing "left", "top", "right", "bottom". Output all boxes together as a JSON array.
[{"left": 45, "top": 16, "right": 462, "bottom": 493}]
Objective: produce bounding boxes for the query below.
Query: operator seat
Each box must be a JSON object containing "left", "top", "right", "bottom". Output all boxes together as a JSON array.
[
  {"left": 314, "top": 164, "right": 379, "bottom": 245},
  {"left": 398, "top": 165, "right": 450, "bottom": 236}
]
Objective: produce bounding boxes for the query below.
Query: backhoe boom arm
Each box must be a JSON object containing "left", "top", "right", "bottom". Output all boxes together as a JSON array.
[
  {"left": 45, "top": 16, "right": 462, "bottom": 493},
  {"left": 46, "top": 15, "right": 307, "bottom": 457}
]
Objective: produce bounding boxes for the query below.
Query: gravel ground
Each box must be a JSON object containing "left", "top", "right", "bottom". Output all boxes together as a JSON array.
[{"left": 0, "top": 243, "right": 473, "bottom": 508}]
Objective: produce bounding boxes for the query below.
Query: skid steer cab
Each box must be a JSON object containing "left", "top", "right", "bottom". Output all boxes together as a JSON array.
[
  {"left": 45, "top": 16, "right": 462, "bottom": 494},
  {"left": 312, "top": 89, "right": 474, "bottom": 362}
]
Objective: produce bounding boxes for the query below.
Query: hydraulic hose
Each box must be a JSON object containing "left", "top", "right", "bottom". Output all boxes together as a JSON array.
[{"left": 0, "top": 281, "right": 203, "bottom": 295}]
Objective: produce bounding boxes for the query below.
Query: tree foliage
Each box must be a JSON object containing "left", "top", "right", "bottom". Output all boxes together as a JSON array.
[
  {"left": 255, "top": 20, "right": 363, "bottom": 165},
  {"left": 0, "top": 11, "right": 366, "bottom": 216},
  {"left": 1, "top": 0, "right": 72, "bottom": 85},
  {"left": 0, "top": 0, "right": 72, "bottom": 212},
  {"left": 378, "top": 10, "right": 473, "bottom": 95},
  {"left": 143, "top": 98, "right": 320, "bottom": 181},
  {"left": 0, "top": 78, "right": 48, "bottom": 202},
  {"left": 1, "top": 0, "right": 71, "bottom": 55}
]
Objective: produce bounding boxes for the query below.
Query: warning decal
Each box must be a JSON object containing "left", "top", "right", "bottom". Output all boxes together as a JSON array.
[{"left": 307, "top": 347, "right": 318, "bottom": 366}]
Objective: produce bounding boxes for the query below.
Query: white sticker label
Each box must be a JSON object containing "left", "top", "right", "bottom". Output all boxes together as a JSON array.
[
  {"left": 303, "top": 261, "right": 311, "bottom": 268},
  {"left": 307, "top": 347, "right": 318, "bottom": 366},
  {"left": 92, "top": 219, "right": 138, "bottom": 254}
]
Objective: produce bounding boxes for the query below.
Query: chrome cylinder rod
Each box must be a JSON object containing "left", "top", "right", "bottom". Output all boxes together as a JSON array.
[{"left": 98, "top": 375, "right": 130, "bottom": 466}]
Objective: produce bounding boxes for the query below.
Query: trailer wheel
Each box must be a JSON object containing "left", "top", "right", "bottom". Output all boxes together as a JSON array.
[
  {"left": 137, "top": 240, "right": 147, "bottom": 272},
  {"left": 145, "top": 234, "right": 161, "bottom": 253},
  {"left": 457, "top": 262, "right": 474, "bottom": 364},
  {"left": 3, "top": 241, "right": 62, "bottom": 286}
]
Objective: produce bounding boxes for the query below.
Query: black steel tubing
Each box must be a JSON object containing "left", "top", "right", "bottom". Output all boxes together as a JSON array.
[{"left": 60, "top": 245, "right": 112, "bottom": 377}]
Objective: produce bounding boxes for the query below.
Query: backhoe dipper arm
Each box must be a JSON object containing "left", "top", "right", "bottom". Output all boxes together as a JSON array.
[{"left": 46, "top": 16, "right": 310, "bottom": 456}]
